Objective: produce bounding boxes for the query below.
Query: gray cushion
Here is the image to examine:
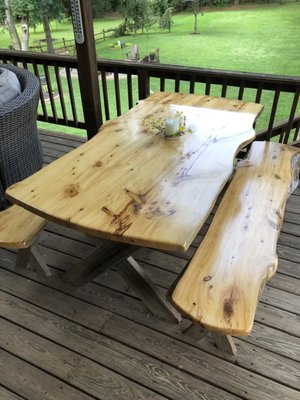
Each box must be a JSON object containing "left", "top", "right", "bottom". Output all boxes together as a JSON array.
[{"left": 0, "top": 68, "right": 22, "bottom": 107}]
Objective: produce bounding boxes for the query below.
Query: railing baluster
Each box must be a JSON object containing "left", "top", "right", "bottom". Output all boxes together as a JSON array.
[
  {"left": 100, "top": 67, "right": 110, "bottom": 121},
  {"left": 32, "top": 62, "right": 48, "bottom": 122},
  {"left": 266, "top": 85, "right": 281, "bottom": 141},
  {"left": 189, "top": 76, "right": 195, "bottom": 94},
  {"left": 293, "top": 119, "right": 300, "bottom": 141},
  {"left": 66, "top": 67, "right": 78, "bottom": 126},
  {"left": 279, "top": 127, "right": 285, "bottom": 143},
  {"left": 54, "top": 64, "right": 68, "bottom": 125},
  {"left": 21, "top": 60, "right": 28, "bottom": 70},
  {"left": 114, "top": 69, "right": 121, "bottom": 116},
  {"left": 43, "top": 64, "right": 58, "bottom": 123},
  {"left": 160, "top": 73, "right": 165, "bottom": 92},
  {"left": 238, "top": 80, "right": 245, "bottom": 100},
  {"left": 253, "top": 82, "right": 264, "bottom": 130},
  {"left": 221, "top": 78, "right": 228, "bottom": 98},
  {"left": 257, "top": 116, "right": 300, "bottom": 142},
  {"left": 255, "top": 82, "right": 263, "bottom": 103},
  {"left": 283, "top": 86, "right": 300, "bottom": 144},
  {"left": 205, "top": 77, "right": 211, "bottom": 95},
  {"left": 127, "top": 72, "right": 133, "bottom": 109},
  {"left": 175, "top": 74, "right": 180, "bottom": 93}
]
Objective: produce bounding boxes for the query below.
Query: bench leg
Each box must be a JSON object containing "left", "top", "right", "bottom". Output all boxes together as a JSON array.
[
  {"left": 183, "top": 323, "right": 237, "bottom": 355},
  {"left": 16, "top": 243, "right": 51, "bottom": 277},
  {"left": 16, "top": 248, "right": 31, "bottom": 270},
  {"left": 211, "top": 333, "right": 237, "bottom": 356},
  {"left": 184, "top": 323, "right": 208, "bottom": 341}
]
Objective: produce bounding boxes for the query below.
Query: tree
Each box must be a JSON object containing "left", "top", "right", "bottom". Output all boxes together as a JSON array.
[
  {"left": 153, "top": 0, "right": 174, "bottom": 31},
  {"left": 118, "top": 0, "right": 154, "bottom": 35},
  {"left": 4, "top": 0, "right": 21, "bottom": 50},
  {"left": 183, "top": 0, "right": 203, "bottom": 34},
  {"left": 92, "top": 0, "right": 119, "bottom": 18},
  {"left": 160, "top": 7, "right": 174, "bottom": 32},
  {"left": 36, "top": 0, "right": 65, "bottom": 53},
  {"left": 1, "top": 0, "right": 66, "bottom": 52}
]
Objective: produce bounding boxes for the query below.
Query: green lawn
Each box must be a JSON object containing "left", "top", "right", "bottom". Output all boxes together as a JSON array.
[
  {"left": 94, "top": 4, "right": 300, "bottom": 76},
  {"left": 1, "top": 4, "right": 299, "bottom": 137}
]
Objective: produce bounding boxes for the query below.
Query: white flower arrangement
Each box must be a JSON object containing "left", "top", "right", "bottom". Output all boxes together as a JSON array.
[{"left": 143, "top": 110, "right": 192, "bottom": 138}]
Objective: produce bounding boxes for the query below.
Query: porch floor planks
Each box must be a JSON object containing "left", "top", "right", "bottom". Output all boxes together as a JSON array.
[
  {"left": 0, "top": 349, "right": 97, "bottom": 400},
  {"left": 0, "top": 129, "right": 299, "bottom": 400},
  {"left": 0, "top": 385, "right": 26, "bottom": 400}
]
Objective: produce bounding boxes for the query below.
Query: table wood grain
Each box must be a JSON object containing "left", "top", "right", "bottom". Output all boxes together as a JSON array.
[{"left": 6, "top": 92, "right": 263, "bottom": 252}]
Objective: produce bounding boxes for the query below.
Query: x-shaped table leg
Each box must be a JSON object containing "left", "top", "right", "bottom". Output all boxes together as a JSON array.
[{"left": 62, "top": 238, "right": 181, "bottom": 323}]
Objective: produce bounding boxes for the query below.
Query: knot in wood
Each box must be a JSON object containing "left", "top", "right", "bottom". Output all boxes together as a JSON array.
[
  {"left": 64, "top": 184, "right": 80, "bottom": 198},
  {"left": 223, "top": 300, "right": 234, "bottom": 319},
  {"left": 94, "top": 161, "right": 102, "bottom": 168}
]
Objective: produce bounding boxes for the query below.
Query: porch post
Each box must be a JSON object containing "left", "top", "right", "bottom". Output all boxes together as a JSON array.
[{"left": 71, "top": 0, "right": 102, "bottom": 139}]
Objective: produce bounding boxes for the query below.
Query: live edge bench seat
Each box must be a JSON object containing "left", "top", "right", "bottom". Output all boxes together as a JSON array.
[
  {"left": 171, "top": 141, "right": 300, "bottom": 355},
  {"left": 0, "top": 204, "right": 49, "bottom": 276}
]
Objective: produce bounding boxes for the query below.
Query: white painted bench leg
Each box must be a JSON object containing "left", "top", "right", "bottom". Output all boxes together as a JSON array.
[
  {"left": 211, "top": 332, "right": 237, "bottom": 356},
  {"left": 16, "top": 243, "right": 51, "bottom": 277}
]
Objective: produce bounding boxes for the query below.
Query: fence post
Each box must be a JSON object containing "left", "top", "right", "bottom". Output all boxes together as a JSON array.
[
  {"left": 103, "top": 29, "right": 105, "bottom": 40},
  {"left": 138, "top": 68, "right": 150, "bottom": 100},
  {"left": 71, "top": 0, "right": 103, "bottom": 139}
]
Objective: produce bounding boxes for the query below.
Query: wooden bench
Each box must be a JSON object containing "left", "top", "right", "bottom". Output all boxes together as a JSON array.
[
  {"left": 171, "top": 141, "right": 300, "bottom": 355},
  {"left": 0, "top": 205, "right": 49, "bottom": 276}
]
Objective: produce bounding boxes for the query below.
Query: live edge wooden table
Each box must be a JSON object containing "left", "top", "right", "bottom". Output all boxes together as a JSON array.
[{"left": 6, "top": 92, "right": 263, "bottom": 322}]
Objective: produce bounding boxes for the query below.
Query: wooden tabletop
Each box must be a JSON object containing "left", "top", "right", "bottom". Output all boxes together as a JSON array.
[{"left": 6, "top": 92, "right": 263, "bottom": 252}]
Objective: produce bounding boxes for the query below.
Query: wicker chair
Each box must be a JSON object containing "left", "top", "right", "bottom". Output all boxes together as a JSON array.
[{"left": 0, "top": 65, "right": 43, "bottom": 209}]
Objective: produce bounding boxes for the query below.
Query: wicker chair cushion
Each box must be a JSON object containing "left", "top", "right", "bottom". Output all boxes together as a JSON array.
[
  {"left": 0, "top": 68, "right": 21, "bottom": 107},
  {"left": 0, "top": 64, "right": 43, "bottom": 210}
]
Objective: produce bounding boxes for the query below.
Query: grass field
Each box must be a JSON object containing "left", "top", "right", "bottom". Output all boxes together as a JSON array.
[
  {"left": 95, "top": 4, "right": 300, "bottom": 76},
  {"left": 1, "top": 3, "right": 300, "bottom": 136}
]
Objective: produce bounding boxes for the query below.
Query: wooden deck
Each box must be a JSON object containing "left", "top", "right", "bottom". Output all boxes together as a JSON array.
[{"left": 0, "top": 129, "right": 300, "bottom": 400}]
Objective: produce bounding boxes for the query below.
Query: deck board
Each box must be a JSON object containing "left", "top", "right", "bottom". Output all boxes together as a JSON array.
[{"left": 0, "top": 129, "right": 299, "bottom": 400}]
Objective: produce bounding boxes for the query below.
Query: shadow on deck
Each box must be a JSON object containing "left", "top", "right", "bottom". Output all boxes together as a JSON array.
[{"left": 0, "top": 129, "right": 299, "bottom": 400}]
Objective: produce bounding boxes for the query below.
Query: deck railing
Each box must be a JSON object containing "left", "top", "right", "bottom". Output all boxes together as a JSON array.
[{"left": 1, "top": 49, "right": 299, "bottom": 144}]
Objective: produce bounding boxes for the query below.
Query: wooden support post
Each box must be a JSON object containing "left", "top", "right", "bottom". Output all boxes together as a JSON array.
[
  {"left": 16, "top": 248, "right": 31, "bottom": 270},
  {"left": 71, "top": 0, "right": 102, "bottom": 139},
  {"left": 62, "top": 242, "right": 137, "bottom": 286},
  {"left": 184, "top": 323, "right": 208, "bottom": 341},
  {"left": 16, "top": 243, "right": 51, "bottom": 278},
  {"left": 211, "top": 333, "right": 237, "bottom": 356}
]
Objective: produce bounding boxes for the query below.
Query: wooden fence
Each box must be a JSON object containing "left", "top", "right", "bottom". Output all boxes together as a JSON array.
[
  {"left": 29, "top": 38, "right": 75, "bottom": 54},
  {"left": 28, "top": 28, "right": 117, "bottom": 54}
]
